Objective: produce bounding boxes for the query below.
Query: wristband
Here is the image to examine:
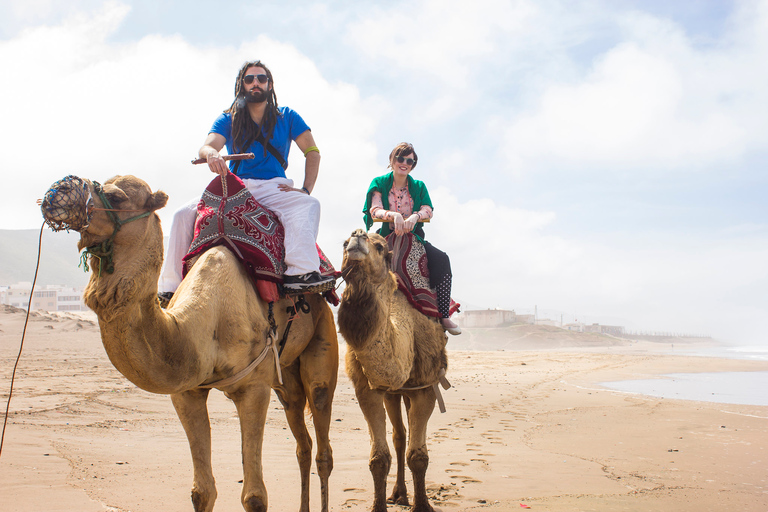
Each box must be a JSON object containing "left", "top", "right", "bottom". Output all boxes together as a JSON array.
[{"left": 301, "top": 187, "right": 310, "bottom": 195}]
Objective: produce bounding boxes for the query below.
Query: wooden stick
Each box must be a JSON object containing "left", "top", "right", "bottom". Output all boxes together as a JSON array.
[
  {"left": 372, "top": 218, "right": 430, "bottom": 223},
  {"left": 191, "top": 153, "right": 255, "bottom": 165}
]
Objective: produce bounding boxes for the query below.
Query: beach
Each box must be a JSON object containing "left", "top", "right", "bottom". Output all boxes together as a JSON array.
[{"left": 1, "top": 305, "right": 767, "bottom": 512}]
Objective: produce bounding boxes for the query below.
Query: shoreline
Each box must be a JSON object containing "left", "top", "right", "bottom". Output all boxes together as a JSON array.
[{"left": 2, "top": 308, "right": 767, "bottom": 511}]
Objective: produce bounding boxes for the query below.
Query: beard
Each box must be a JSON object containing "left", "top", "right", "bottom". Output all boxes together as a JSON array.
[{"left": 244, "top": 88, "right": 269, "bottom": 104}]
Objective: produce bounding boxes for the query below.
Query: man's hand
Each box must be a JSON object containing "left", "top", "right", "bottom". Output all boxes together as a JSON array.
[
  {"left": 199, "top": 133, "right": 228, "bottom": 177},
  {"left": 206, "top": 150, "right": 229, "bottom": 176},
  {"left": 278, "top": 184, "right": 309, "bottom": 194}
]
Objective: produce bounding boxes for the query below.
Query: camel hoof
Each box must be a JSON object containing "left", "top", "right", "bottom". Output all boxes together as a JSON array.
[
  {"left": 387, "top": 493, "right": 410, "bottom": 506},
  {"left": 244, "top": 495, "right": 267, "bottom": 512}
]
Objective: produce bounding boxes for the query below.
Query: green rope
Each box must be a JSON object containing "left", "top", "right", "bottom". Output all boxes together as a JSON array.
[{"left": 79, "top": 237, "right": 115, "bottom": 276}]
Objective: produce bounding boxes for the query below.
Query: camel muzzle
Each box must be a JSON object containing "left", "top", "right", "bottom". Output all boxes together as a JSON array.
[
  {"left": 344, "top": 235, "right": 370, "bottom": 260},
  {"left": 41, "top": 175, "right": 93, "bottom": 232}
]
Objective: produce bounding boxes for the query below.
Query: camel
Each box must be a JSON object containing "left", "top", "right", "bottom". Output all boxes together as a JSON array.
[
  {"left": 52, "top": 175, "right": 338, "bottom": 512},
  {"left": 337, "top": 228, "right": 449, "bottom": 512}
]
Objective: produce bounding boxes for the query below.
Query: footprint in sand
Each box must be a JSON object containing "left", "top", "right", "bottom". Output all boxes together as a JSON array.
[
  {"left": 470, "top": 458, "right": 491, "bottom": 471},
  {"left": 449, "top": 475, "right": 482, "bottom": 484},
  {"left": 449, "top": 462, "right": 469, "bottom": 466}
]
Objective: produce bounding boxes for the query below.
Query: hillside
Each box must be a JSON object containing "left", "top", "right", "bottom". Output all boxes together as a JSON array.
[
  {"left": 0, "top": 229, "right": 90, "bottom": 287},
  {"left": 446, "top": 323, "right": 715, "bottom": 352}
]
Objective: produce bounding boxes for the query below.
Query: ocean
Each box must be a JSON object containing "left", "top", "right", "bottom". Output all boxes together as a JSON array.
[{"left": 601, "top": 345, "right": 768, "bottom": 407}]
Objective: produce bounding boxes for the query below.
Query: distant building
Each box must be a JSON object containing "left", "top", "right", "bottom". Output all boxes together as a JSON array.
[
  {"left": 3, "top": 282, "right": 32, "bottom": 309},
  {"left": 456, "top": 309, "right": 523, "bottom": 328},
  {"left": 0, "top": 282, "right": 87, "bottom": 312},
  {"left": 583, "top": 323, "right": 624, "bottom": 336},
  {"left": 516, "top": 314, "right": 535, "bottom": 325}
]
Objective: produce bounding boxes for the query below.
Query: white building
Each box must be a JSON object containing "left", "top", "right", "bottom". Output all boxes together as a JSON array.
[{"left": 0, "top": 282, "right": 87, "bottom": 312}]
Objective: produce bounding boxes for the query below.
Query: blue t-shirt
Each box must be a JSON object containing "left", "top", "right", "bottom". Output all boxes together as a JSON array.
[{"left": 210, "top": 106, "right": 310, "bottom": 180}]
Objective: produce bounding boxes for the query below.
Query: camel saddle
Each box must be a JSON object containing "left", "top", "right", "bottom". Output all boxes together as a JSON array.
[
  {"left": 182, "top": 173, "right": 340, "bottom": 305},
  {"left": 387, "top": 233, "right": 459, "bottom": 318}
]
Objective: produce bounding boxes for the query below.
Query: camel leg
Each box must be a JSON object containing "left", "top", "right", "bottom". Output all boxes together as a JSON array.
[
  {"left": 274, "top": 362, "right": 313, "bottom": 512},
  {"left": 171, "top": 389, "right": 217, "bottom": 512},
  {"left": 404, "top": 390, "right": 437, "bottom": 512},
  {"left": 353, "top": 378, "right": 390, "bottom": 512},
  {"left": 299, "top": 323, "right": 338, "bottom": 512},
  {"left": 230, "top": 382, "right": 273, "bottom": 512},
  {"left": 384, "top": 393, "right": 409, "bottom": 506}
]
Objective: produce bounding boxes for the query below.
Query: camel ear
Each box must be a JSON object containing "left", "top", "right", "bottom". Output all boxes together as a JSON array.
[
  {"left": 102, "top": 184, "right": 130, "bottom": 204},
  {"left": 145, "top": 190, "right": 169, "bottom": 211}
]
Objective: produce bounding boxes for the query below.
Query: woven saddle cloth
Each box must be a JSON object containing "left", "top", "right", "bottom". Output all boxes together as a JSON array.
[{"left": 182, "top": 173, "right": 339, "bottom": 304}]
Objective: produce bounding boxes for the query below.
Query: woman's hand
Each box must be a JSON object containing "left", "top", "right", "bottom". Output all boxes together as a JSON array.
[
  {"left": 392, "top": 212, "right": 405, "bottom": 235},
  {"left": 403, "top": 213, "right": 419, "bottom": 233},
  {"left": 392, "top": 213, "right": 419, "bottom": 236}
]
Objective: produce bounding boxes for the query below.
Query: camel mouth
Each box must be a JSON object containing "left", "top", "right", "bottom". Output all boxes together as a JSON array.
[{"left": 344, "top": 246, "right": 368, "bottom": 261}]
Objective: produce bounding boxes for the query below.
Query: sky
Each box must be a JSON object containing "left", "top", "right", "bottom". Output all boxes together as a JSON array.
[{"left": 1, "top": 0, "right": 766, "bottom": 344}]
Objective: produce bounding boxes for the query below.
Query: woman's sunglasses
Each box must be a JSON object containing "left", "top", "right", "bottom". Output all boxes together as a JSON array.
[
  {"left": 396, "top": 156, "right": 416, "bottom": 166},
  {"left": 243, "top": 74, "right": 269, "bottom": 85}
]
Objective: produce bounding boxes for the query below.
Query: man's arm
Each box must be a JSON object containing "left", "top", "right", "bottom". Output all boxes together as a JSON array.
[
  {"left": 199, "top": 133, "right": 229, "bottom": 176},
  {"left": 294, "top": 130, "right": 320, "bottom": 194}
]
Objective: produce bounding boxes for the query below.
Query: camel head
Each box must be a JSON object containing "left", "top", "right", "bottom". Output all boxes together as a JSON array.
[
  {"left": 341, "top": 229, "right": 393, "bottom": 285},
  {"left": 76, "top": 175, "right": 168, "bottom": 251},
  {"left": 43, "top": 175, "right": 168, "bottom": 321}
]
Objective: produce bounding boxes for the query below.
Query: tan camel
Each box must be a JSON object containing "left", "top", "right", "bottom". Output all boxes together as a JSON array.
[
  {"left": 337, "top": 229, "right": 448, "bottom": 512},
  {"left": 63, "top": 175, "right": 338, "bottom": 512}
]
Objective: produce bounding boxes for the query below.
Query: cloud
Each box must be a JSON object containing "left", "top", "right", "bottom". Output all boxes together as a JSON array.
[
  {"left": 0, "top": 1, "right": 381, "bottom": 257},
  {"left": 3, "top": 0, "right": 766, "bottom": 345},
  {"left": 503, "top": 7, "right": 768, "bottom": 174}
]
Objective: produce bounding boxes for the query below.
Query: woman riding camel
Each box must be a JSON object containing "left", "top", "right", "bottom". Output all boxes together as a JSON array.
[{"left": 363, "top": 142, "right": 461, "bottom": 335}]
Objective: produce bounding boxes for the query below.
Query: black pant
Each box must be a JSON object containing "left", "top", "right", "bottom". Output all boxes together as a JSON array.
[{"left": 423, "top": 241, "right": 452, "bottom": 318}]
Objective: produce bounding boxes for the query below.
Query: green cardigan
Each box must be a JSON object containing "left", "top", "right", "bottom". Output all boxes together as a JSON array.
[{"left": 362, "top": 172, "right": 433, "bottom": 242}]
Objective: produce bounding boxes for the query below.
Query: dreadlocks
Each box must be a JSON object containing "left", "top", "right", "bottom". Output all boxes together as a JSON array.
[{"left": 225, "top": 60, "right": 280, "bottom": 157}]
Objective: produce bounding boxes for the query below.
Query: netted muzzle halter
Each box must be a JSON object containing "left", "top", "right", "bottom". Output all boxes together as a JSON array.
[{"left": 41, "top": 176, "right": 152, "bottom": 275}]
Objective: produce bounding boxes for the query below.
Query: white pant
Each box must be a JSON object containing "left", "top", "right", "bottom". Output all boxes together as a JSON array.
[{"left": 158, "top": 177, "right": 321, "bottom": 293}]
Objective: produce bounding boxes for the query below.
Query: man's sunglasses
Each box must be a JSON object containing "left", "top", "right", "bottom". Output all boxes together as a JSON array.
[
  {"left": 243, "top": 74, "right": 269, "bottom": 85},
  {"left": 396, "top": 156, "right": 416, "bottom": 166}
]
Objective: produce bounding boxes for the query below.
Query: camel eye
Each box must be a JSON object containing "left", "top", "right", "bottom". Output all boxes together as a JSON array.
[
  {"left": 104, "top": 192, "right": 124, "bottom": 206},
  {"left": 343, "top": 240, "right": 349, "bottom": 249},
  {"left": 375, "top": 244, "right": 384, "bottom": 253}
]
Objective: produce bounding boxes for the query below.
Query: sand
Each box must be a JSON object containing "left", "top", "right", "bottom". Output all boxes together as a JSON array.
[{"left": 1, "top": 305, "right": 767, "bottom": 512}]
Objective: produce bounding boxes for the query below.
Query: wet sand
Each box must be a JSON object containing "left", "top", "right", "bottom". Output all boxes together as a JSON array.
[{"left": 1, "top": 306, "right": 767, "bottom": 511}]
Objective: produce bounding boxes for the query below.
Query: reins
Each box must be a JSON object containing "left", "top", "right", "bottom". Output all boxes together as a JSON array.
[
  {"left": 80, "top": 181, "right": 152, "bottom": 276},
  {"left": 0, "top": 222, "right": 45, "bottom": 461}
]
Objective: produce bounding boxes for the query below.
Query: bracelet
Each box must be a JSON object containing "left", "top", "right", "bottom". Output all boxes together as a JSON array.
[
  {"left": 301, "top": 187, "right": 310, "bottom": 195},
  {"left": 303, "top": 146, "right": 320, "bottom": 156}
]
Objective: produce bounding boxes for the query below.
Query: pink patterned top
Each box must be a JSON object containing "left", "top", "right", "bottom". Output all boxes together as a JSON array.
[{"left": 370, "top": 186, "right": 434, "bottom": 222}]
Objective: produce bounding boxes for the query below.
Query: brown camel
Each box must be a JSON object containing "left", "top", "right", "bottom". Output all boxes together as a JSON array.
[
  {"left": 55, "top": 175, "right": 338, "bottom": 512},
  {"left": 337, "top": 228, "right": 448, "bottom": 512}
]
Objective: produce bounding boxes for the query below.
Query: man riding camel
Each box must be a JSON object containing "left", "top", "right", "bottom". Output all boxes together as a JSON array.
[{"left": 158, "top": 60, "right": 334, "bottom": 299}]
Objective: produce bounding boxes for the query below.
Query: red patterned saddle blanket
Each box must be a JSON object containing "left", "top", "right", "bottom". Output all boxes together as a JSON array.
[
  {"left": 387, "top": 233, "right": 459, "bottom": 318},
  {"left": 182, "top": 173, "right": 339, "bottom": 304}
]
